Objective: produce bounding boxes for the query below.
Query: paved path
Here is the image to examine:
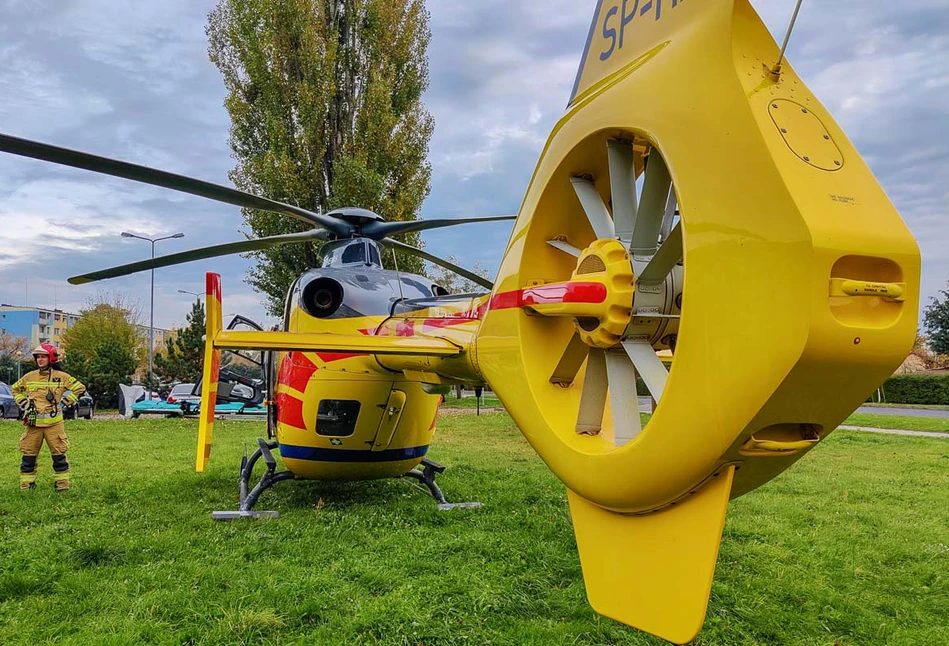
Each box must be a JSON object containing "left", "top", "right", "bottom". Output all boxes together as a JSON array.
[
  {"left": 855, "top": 406, "right": 949, "bottom": 418},
  {"left": 838, "top": 425, "right": 949, "bottom": 439}
]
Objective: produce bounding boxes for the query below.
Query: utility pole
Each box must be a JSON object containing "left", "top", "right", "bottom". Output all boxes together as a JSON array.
[{"left": 121, "top": 231, "right": 185, "bottom": 398}]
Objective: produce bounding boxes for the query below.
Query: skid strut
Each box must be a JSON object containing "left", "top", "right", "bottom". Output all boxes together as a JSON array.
[
  {"left": 212, "top": 438, "right": 294, "bottom": 521},
  {"left": 402, "top": 458, "right": 482, "bottom": 511}
]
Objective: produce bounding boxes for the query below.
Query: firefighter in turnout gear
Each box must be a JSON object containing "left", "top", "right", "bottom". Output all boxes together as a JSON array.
[{"left": 11, "top": 344, "right": 86, "bottom": 491}]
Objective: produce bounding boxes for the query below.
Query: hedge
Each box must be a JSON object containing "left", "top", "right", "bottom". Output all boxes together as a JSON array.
[{"left": 874, "top": 373, "right": 949, "bottom": 405}]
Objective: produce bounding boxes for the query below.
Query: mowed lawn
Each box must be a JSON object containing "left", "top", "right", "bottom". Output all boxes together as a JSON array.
[{"left": 0, "top": 414, "right": 947, "bottom": 645}]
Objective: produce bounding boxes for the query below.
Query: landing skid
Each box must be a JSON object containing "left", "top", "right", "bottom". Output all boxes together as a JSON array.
[
  {"left": 212, "top": 438, "right": 294, "bottom": 521},
  {"left": 403, "top": 458, "right": 482, "bottom": 511}
]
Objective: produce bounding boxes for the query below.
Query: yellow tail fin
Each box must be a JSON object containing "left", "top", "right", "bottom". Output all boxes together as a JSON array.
[
  {"left": 568, "top": 466, "right": 736, "bottom": 644},
  {"left": 195, "top": 272, "right": 223, "bottom": 473}
]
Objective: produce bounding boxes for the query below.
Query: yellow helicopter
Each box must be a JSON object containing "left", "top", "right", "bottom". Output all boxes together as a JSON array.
[{"left": 0, "top": 0, "right": 920, "bottom": 642}]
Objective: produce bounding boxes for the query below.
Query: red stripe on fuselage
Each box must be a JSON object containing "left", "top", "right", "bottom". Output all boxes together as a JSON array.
[
  {"left": 275, "top": 392, "right": 306, "bottom": 430},
  {"left": 519, "top": 281, "right": 607, "bottom": 306},
  {"left": 369, "top": 282, "right": 606, "bottom": 337},
  {"left": 278, "top": 352, "right": 318, "bottom": 393},
  {"left": 276, "top": 352, "right": 362, "bottom": 431}
]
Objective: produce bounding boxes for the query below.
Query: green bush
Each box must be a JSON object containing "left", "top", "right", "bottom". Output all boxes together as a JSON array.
[{"left": 876, "top": 373, "right": 949, "bottom": 405}]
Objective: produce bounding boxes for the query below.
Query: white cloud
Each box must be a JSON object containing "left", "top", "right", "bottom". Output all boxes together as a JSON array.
[{"left": 0, "top": 0, "right": 945, "bottom": 333}]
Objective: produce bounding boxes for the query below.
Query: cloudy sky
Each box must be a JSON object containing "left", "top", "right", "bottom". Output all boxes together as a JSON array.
[{"left": 0, "top": 0, "right": 946, "bottom": 331}]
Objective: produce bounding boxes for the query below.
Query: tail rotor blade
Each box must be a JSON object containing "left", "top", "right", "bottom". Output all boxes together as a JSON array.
[
  {"left": 68, "top": 229, "right": 329, "bottom": 285},
  {"left": 630, "top": 149, "right": 671, "bottom": 256},
  {"left": 622, "top": 340, "right": 669, "bottom": 402},
  {"left": 659, "top": 188, "right": 677, "bottom": 242},
  {"left": 576, "top": 347, "right": 608, "bottom": 435},
  {"left": 570, "top": 177, "right": 615, "bottom": 240},
  {"left": 636, "top": 222, "right": 682, "bottom": 285},
  {"left": 550, "top": 333, "right": 590, "bottom": 385},
  {"left": 607, "top": 139, "right": 638, "bottom": 243},
  {"left": 546, "top": 239, "right": 582, "bottom": 257},
  {"left": 605, "top": 348, "right": 642, "bottom": 446}
]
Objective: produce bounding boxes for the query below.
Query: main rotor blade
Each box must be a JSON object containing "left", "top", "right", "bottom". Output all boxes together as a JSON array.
[
  {"left": 0, "top": 133, "right": 351, "bottom": 236},
  {"left": 361, "top": 215, "right": 516, "bottom": 240},
  {"left": 605, "top": 348, "right": 642, "bottom": 446},
  {"left": 630, "top": 149, "right": 671, "bottom": 256},
  {"left": 380, "top": 237, "right": 493, "bottom": 290},
  {"left": 607, "top": 139, "right": 637, "bottom": 243},
  {"left": 68, "top": 229, "right": 329, "bottom": 285},
  {"left": 637, "top": 221, "right": 682, "bottom": 285},
  {"left": 570, "top": 177, "right": 615, "bottom": 240}
]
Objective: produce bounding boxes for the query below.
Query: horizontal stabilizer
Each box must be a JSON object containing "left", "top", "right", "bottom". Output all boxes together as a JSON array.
[
  {"left": 567, "top": 466, "right": 735, "bottom": 644},
  {"left": 213, "top": 330, "right": 462, "bottom": 356}
]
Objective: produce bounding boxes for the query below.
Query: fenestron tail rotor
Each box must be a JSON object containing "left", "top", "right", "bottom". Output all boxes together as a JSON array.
[{"left": 536, "top": 137, "right": 682, "bottom": 446}]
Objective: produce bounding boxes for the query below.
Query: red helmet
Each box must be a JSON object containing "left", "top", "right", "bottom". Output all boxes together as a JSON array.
[{"left": 32, "top": 343, "right": 60, "bottom": 363}]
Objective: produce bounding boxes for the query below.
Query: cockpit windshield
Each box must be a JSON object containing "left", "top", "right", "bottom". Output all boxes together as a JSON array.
[{"left": 318, "top": 240, "right": 383, "bottom": 269}]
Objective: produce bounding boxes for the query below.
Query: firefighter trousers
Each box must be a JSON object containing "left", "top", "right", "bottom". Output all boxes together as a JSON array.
[{"left": 19, "top": 421, "right": 70, "bottom": 490}]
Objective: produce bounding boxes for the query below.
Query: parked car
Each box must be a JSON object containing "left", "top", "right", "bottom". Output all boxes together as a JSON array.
[
  {"left": 0, "top": 382, "right": 21, "bottom": 419},
  {"left": 62, "top": 393, "right": 94, "bottom": 420},
  {"left": 165, "top": 383, "right": 200, "bottom": 405}
]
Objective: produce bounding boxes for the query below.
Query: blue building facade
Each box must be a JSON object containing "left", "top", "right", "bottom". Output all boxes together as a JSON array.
[{"left": 0, "top": 306, "right": 80, "bottom": 348}]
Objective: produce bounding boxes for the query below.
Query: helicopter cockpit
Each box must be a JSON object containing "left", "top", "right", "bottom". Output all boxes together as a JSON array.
[{"left": 318, "top": 239, "right": 383, "bottom": 269}]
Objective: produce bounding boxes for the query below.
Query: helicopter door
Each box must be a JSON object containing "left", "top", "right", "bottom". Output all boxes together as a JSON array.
[
  {"left": 371, "top": 389, "right": 406, "bottom": 451},
  {"left": 193, "top": 314, "right": 268, "bottom": 408}
]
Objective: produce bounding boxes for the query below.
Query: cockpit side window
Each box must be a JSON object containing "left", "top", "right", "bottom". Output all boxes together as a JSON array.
[
  {"left": 341, "top": 242, "right": 366, "bottom": 264},
  {"left": 368, "top": 243, "right": 381, "bottom": 267}
]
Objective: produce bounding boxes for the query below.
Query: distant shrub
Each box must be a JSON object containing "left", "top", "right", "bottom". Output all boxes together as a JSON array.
[{"left": 876, "top": 374, "right": 949, "bottom": 405}]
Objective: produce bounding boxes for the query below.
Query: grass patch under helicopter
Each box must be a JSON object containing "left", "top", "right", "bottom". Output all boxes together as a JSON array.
[{"left": 0, "top": 414, "right": 946, "bottom": 644}]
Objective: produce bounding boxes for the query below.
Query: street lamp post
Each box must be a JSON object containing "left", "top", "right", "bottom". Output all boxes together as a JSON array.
[
  {"left": 177, "top": 289, "right": 203, "bottom": 299},
  {"left": 122, "top": 231, "right": 185, "bottom": 398}
]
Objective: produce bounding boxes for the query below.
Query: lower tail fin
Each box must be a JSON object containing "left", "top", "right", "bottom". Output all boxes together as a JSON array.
[
  {"left": 568, "top": 466, "right": 736, "bottom": 644},
  {"left": 195, "top": 272, "right": 223, "bottom": 472}
]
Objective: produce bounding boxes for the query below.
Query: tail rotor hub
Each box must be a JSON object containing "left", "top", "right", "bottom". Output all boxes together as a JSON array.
[{"left": 570, "top": 239, "right": 635, "bottom": 349}]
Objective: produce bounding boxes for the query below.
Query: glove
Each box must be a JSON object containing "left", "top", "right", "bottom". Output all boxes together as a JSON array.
[{"left": 23, "top": 402, "right": 37, "bottom": 427}]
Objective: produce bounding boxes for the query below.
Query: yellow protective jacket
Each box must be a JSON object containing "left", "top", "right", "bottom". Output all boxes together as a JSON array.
[{"left": 11, "top": 368, "right": 87, "bottom": 427}]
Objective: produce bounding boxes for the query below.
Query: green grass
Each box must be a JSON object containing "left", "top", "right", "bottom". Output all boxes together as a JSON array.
[
  {"left": 1, "top": 415, "right": 947, "bottom": 645},
  {"left": 843, "top": 413, "right": 949, "bottom": 433},
  {"left": 441, "top": 394, "right": 502, "bottom": 409}
]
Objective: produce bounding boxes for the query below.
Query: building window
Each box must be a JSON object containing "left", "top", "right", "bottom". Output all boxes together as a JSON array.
[{"left": 315, "top": 400, "right": 361, "bottom": 437}]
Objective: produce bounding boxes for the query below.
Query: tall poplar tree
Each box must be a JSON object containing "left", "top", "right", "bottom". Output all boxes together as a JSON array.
[
  {"left": 155, "top": 300, "right": 206, "bottom": 384},
  {"left": 207, "top": 0, "right": 434, "bottom": 315}
]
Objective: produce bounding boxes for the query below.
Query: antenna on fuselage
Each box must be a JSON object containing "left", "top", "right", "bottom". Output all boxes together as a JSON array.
[{"left": 391, "top": 247, "right": 405, "bottom": 304}]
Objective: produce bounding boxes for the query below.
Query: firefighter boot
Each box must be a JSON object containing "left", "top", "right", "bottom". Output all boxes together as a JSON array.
[
  {"left": 19, "top": 455, "right": 37, "bottom": 490},
  {"left": 52, "top": 453, "right": 70, "bottom": 492}
]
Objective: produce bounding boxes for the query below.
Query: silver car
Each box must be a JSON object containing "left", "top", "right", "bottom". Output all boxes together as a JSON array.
[{"left": 0, "top": 382, "right": 21, "bottom": 419}]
